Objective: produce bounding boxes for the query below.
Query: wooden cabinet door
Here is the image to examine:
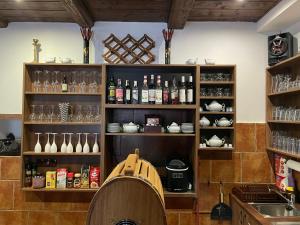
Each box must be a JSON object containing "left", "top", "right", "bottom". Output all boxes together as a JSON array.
[
  {"left": 244, "top": 211, "right": 261, "bottom": 225},
  {"left": 231, "top": 198, "right": 243, "bottom": 225}
]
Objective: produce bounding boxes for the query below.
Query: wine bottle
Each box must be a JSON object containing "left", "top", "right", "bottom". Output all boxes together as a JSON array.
[
  {"left": 62, "top": 74, "right": 68, "bottom": 92},
  {"left": 132, "top": 80, "right": 139, "bottom": 104},
  {"left": 179, "top": 76, "right": 186, "bottom": 104},
  {"left": 116, "top": 78, "right": 124, "bottom": 104},
  {"left": 155, "top": 75, "right": 162, "bottom": 104},
  {"left": 163, "top": 80, "right": 170, "bottom": 104},
  {"left": 141, "top": 75, "right": 149, "bottom": 104},
  {"left": 125, "top": 80, "right": 131, "bottom": 104},
  {"left": 187, "top": 75, "right": 194, "bottom": 104},
  {"left": 170, "top": 76, "right": 179, "bottom": 104},
  {"left": 148, "top": 74, "right": 156, "bottom": 104},
  {"left": 107, "top": 77, "right": 116, "bottom": 104}
]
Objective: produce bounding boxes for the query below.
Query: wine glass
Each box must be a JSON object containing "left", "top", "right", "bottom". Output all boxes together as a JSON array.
[
  {"left": 94, "top": 105, "right": 101, "bottom": 123},
  {"left": 29, "top": 104, "right": 37, "bottom": 121},
  {"left": 50, "top": 133, "right": 58, "bottom": 153},
  {"left": 43, "top": 70, "right": 50, "bottom": 93},
  {"left": 75, "top": 105, "right": 83, "bottom": 122},
  {"left": 83, "top": 133, "right": 90, "bottom": 153},
  {"left": 71, "top": 71, "right": 78, "bottom": 93},
  {"left": 38, "top": 105, "right": 45, "bottom": 121},
  {"left": 44, "top": 132, "right": 51, "bottom": 153},
  {"left": 54, "top": 71, "right": 60, "bottom": 92},
  {"left": 67, "top": 133, "right": 73, "bottom": 153},
  {"left": 61, "top": 133, "right": 67, "bottom": 153},
  {"left": 34, "top": 133, "right": 42, "bottom": 153},
  {"left": 33, "top": 70, "right": 42, "bottom": 92},
  {"left": 79, "top": 71, "right": 86, "bottom": 93},
  {"left": 76, "top": 133, "right": 82, "bottom": 153},
  {"left": 92, "top": 133, "right": 99, "bottom": 153}
]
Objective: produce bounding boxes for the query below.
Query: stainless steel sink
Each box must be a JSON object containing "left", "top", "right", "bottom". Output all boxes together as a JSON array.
[
  {"left": 249, "top": 203, "right": 300, "bottom": 217},
  {"left": 271, "top": 222, "right": 300, "bottom": 225}
]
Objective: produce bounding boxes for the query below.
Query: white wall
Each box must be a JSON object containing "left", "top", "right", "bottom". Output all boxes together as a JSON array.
[{"left": 0, "top": 22, "right": 268, "bottom": 122}]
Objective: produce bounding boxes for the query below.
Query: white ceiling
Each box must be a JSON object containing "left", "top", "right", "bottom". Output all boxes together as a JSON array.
[{"left": 257, "top": 0, "right": 300, "bottom": 34}]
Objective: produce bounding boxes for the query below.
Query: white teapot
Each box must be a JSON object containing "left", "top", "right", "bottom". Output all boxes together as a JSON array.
[
  {"left": 205, "top": 101, "right": 225, "bottom": 112},
  {"left": 123, "top": 122, "right": 139, "bottom": 133},
  {"left": 215, "top": 117, "right": 233, "bottom": 127},
  {"left": 167, "top": 122, "right": 181, "bottom": 133},
  {"left": 205, "top": 135, "right": 225, "bottom": 147},
  {"left": 199, "top": 116, "right": 210, "bottom": 127}
]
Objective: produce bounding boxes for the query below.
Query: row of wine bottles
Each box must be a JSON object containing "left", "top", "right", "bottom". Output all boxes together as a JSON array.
[{"left": 107, "top": 75, "right": 194, "bottom": 104}]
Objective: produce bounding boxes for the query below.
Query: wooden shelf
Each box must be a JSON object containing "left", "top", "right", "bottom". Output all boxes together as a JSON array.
[
  {"left": 199, "top": 147, "right": 234, "bottom": 151},
  {"left": 105, "top": 104, "right": 196, "bottom": 109},
  {"left": 25, "top": 92, "right": 102, "bottom": 96},
  {"left": 105, "top": 133, "right": 195, "bottom": 137},
  {"left": 200, "top": 96, "right": 234, "bottom": 100},
  {"left": 23, "top": 152, "right": 101, "bottom": 156},
  {"left": 200, "top": 81, "right": 234, "bottom": 85},
  {"left": 164, "top": 190, "right": 197, "bottom": 198},
  {"left": 267, "top": 54, "right": 300, "bottom": 71},
  {"left": 267, "top": 147, "right": 300, "bottom": 160},
  {"left": 200, "top": 127, "right": 234, "bottom": 130},
  {"left": 23, "top": 121, "right": 101, "bottom": 125},
  {"left": 200, "top": 112, "right": 234, "bottom": 115},
  {"left": 267, "top": 120, "right": 300, "bottom": 124},
  {"left": 267, "top": 88, "right": 300, "bottom": 97},
  {"left": 22, "top": 187, "right": 99, "bottom": 192},
  {"left": 0, "top": 114, "right": 22, "bottom": 120}
]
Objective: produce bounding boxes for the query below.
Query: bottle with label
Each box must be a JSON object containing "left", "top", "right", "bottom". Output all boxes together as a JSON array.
[
  {"left": 62, "top": 74, "right": 68, "bottom": 92},
  {"left": 148, "top": 74, "right": 156, "bottom": 104},
  {"left": 179, "top": 76, "right": 186, "bottom": 104},
  {"left": 170, "top": 76, "right": 179, "bottom": 104},
  {"left": 141, "top": 75, "right": 149, "bottom": 104},
  {"left": 107, "top": 77, "right": 116, "bottom": 104},
  {"left": 125, "top": 80, "right": 131, "bottom": 104},
  {"left": 132, "top": 80, "right": 139, "bottom": 104},
  {"left": 186, "top": 75, "right": 194, "bottom": 104},
  {"left": 155, "top": 75, "right": 162, "bottom": 104},
  {"left": 24, "top": 160, "right": 32, "bottom": 187},
  {"left": 163, "top": 80, "right": 170, "bottom": 104},
  {"left": 116, "top": 78, "right": 124, "bottom": 104}
]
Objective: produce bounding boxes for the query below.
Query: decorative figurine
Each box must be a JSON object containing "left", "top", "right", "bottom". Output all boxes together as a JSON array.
[
  {"left": 162, "top": 28, "right": 174, "bottom": 64},
  {"left": 80, "top": 27, "right": 93, "bottom": 64},
  {"left": 32, "top": 38, "right": 41, "bottom": 63}
]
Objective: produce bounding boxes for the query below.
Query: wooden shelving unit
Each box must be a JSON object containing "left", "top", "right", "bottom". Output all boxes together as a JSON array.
[
  {"left": 199, "top": 65, "right": 236, "bottom": 158},
  {"left": 266, "top": 54, "right": 300, "bottom": 160},
  {"left": 105, "top": 133, "right": 195, "bottom": 136},
  {"left": 0, "top": 114, "right": 22, "bottom": 120},
  {"left": 21, "top": 63, "right": 103, "bottom": 192}
]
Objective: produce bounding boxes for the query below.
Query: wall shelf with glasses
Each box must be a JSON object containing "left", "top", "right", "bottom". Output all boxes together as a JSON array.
[
  {"left": 22, "top": 63, "right": 104, "bottom": 191},
  {"left": 199, "top": 65, "right": 236, "bottom": 158},
  {"left": 266, "top": 54, "right": 300, "bottom": 162}
]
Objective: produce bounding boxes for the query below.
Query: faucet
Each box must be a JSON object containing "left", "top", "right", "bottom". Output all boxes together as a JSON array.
[{"left": 268, "top": 186, "right": 295, "bottom": 210}]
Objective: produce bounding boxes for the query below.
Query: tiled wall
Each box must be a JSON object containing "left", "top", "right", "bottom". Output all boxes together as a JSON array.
[{"left": 0, "top": 123, "right": 272, "bottom": 225}]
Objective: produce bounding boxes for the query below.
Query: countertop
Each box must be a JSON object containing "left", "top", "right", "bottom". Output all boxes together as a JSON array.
[{"left": 231, "top": 194, "right": 300, "bottom": 225}]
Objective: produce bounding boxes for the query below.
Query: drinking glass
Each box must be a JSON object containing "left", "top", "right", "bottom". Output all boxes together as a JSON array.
[
  {"left": 223, "top": 88, "right": 231, "bottom": 96},
  {"left": 33, "top": 70, "right": 42, "bottom": 92},
  {"left": 215, "top": 88, "right": 223, "bottom": 96},
  {"left": 38, "top": 105, "right": 45, "bottom": 121},
  {"left": 200, "top": 88, "right": 207, "bottom": 96},
  {"left": 29, "top": 104, "right": 37, "bottom": 121},
  {"left": 75, "top": 105, "right": 83, "bottom": 122},
  {"left": 43, "top": 70, "right": 50, "bottom": 93},
  {"left": 94, "top": 105, "right": 101, "bottom": 122},
  {"left": 54, "top": 71, "right": 60, "bottom": 92},
  {"left": 79, "top": 71, "right": 87, "bottom": 93}
]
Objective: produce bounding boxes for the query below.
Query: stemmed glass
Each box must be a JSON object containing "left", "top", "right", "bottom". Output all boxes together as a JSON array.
[
  {"left": 79, "top": 71, "right": 86, "bottom": 93},
  {"left": 61, "top": 133, "right": 67, "bottom": 153},
  {"left": 94, "top": 105, "right": 101, "bottom": 122},
  {"left": 50, "top": 133, "right": 58, "bottom": 153},
  {"left": 33, "top": 70, "right": 42, "bottom": 92},
  {"left": 44, "top": 132, "right": 51, "bottom": 153},
  {"left": 71, "top": 71, "right": 78, "bottom": 93},
  {"left": 38, "top": 105, "right": 45, "bottom": 121},
  {"left": 29, "top": 105, "right": 37, "bottom": 121},
  {"left": 34, "top": 133, "right": 42, "bottom": 153},
  {"left": 92, "top": 133, "right": 99, "bottom": 153},
  {"left": 54, "top": 71, "right": 60, "bottom": 92},
  {"left": 83, "top": 133, "right": 90, "bottom": 153},
  {"left": 76, "top": 133, "right": 82, "bottom": 153},
  {"left": 75, "top": 105, "right": 83, "bottom": 122},
  {"left": 67, "top": 133, "right": 73, "bottom": 153},
  {"left": 43, "top": 70, "right": 50, "bottom": 93}
]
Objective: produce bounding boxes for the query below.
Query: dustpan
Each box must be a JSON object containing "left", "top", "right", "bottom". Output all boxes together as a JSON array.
[{"left": 211, "top": 182, "right": 232, "bottom": 220}]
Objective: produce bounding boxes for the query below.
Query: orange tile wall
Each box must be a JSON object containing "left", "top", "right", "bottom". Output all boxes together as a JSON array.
[{"left": 0, "top": 123, "right": 273, "bottom": 225}]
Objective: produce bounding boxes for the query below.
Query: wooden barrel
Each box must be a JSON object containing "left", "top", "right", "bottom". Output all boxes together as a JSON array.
[{"left": 86, "top": 150, "right": 167, "bottom": 225}]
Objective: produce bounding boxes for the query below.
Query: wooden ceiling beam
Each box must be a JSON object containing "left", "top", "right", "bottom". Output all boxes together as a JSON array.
[
  {"left": 0, "top": 20, "right": 8, "bottom": 28},
  {"left": 62, "top": 0, "right": 94, "bottom": 27},
  {"left": 168, "top": 0, "right": 195, "bottom": 29}
]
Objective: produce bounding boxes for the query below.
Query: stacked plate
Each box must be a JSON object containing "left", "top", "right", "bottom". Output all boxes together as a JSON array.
[
  {"left": 107, "top": 123, "right": 121, "bottom": 133},
  {"left": 181, "top": 123, "right": 194, "bottom": 133}
]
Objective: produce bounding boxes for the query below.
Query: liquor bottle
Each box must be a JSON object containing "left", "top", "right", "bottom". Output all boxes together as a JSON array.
[
  {"left": 132, "top": 80, "right": 139, "bottom": 104},
  {"left": 148, "top": 74, "right": 156, "bottom": 104},
  {"left": 141, "top": 75, "right": 149, "bottom": 104},
  {"left": 155, "top": 75, "right": 162, "bottom": 104},
  {"left": 163, "top": 80, "right": 170, "bottom": 104},
  {"left": 186, "top": 75, "right": 194, "bottom": 104},
  {"left": 179, "top": 76, "right": 186, "bottom": 104},
  {"left": 170, "top": 76, "right": 179, "bottom": 104},
  {"left": 24, "top": 160, "right": 32, "bottom": 187},
  {"left": 125, "top": 80, "right": 131, "bottom": 104},
  {"left": 116, "top": 78, "right": 124, "bottom": 104},
  {"left": 107, "top": 77, "right": 116, "bottom": 104},
  {"left": 62, "top": 74, "right": 68, "bottom": 92}
]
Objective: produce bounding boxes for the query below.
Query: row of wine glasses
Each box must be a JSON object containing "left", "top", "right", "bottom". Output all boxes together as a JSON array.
[
  {"left": 200, "top": 72, "right": 231, "bottom": 81},
  {"left": 34, "top": 133, "right": 99, "bottom": 153},
  {"left": 29, "top": 104, "right": 101, "bottom": 123},
  {"left": 271, "top": 74, "right": 300, "bottom": 94},
  {"left": 31, "top": 70, "right": 100, "bottom": 93},
  {"left": 270, "top": 131, "right": 300, "bottom": 155},
  {"left": 272, "top": 106, "right": 300, "bottom": 121},
  {"left": 200, "top": 87, "right": 232, "bottom": 97}
]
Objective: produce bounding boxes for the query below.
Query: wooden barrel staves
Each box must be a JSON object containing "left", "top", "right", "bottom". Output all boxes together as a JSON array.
[{"left": 86, "top": 149, "right": 167, "bottom": 225}]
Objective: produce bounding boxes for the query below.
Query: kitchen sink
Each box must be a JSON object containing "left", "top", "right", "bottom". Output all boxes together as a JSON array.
[{"left": 249, "top": 203, "right": 300, "bottom": 217}]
